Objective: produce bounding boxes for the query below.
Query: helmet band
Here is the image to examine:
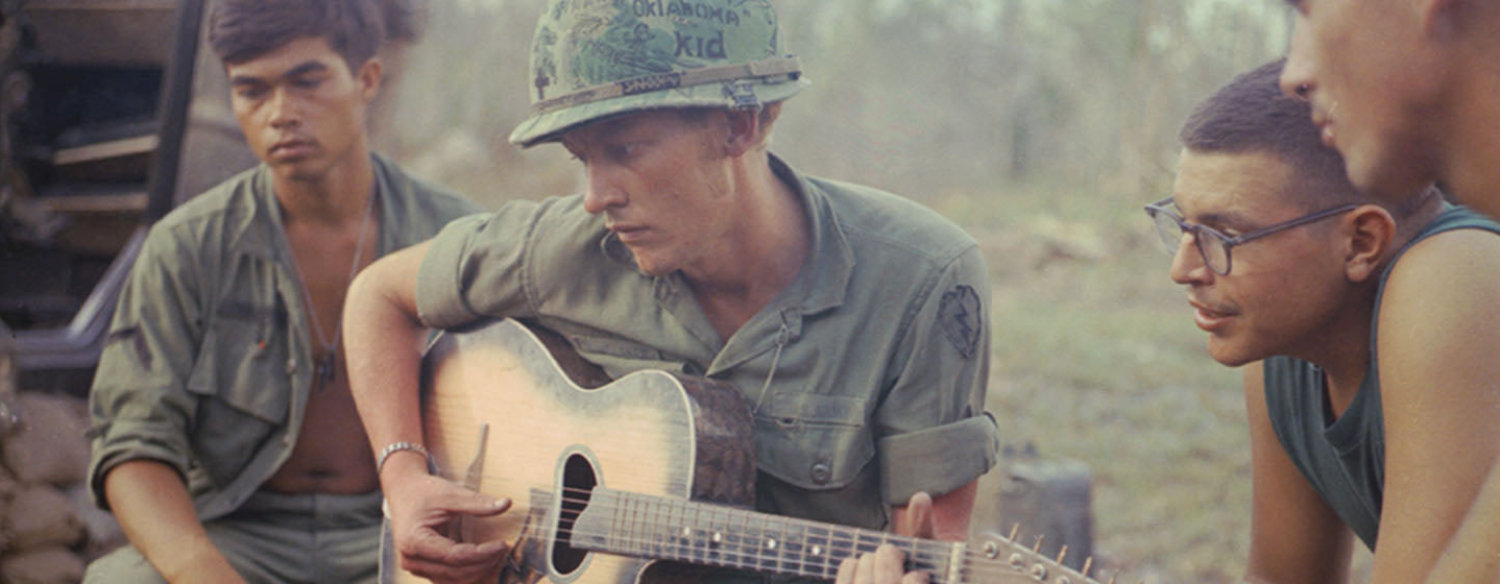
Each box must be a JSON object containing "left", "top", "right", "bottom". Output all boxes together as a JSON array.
[{"left": 532, "top": 56, "right": 803, "bottom": 116}]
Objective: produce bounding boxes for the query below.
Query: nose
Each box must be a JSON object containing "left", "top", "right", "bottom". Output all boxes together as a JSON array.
[
  {"left": 1168, "top": 232, "right": 1212, "bottom": 286},
  {"left": 581, "top": 166, "right": 627, "bottom": 214},
  {"left": 268, "top": 87, "right": 300, "bottom": 130},
  {"left": 1279, "top": 24, "right": 1317, "bottom": 101}
]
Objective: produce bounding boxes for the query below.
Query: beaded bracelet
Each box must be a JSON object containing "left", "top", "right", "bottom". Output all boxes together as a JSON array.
[{"left": 375, "top": 441, "right": 432, "bottom": 476}]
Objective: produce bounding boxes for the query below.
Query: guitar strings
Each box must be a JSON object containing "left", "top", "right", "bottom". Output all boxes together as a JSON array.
[
  {"left": 507, "top": 521, "right": 1100, "bottom": 584},
  {"left": 418, "top": 360, "right": 1108, "bottom": 581},
  {"left": 461, "top": 486, "right": 1099, "bottom": 583}
]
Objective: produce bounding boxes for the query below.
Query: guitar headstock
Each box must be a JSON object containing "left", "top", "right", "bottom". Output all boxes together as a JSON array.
[{"left": 965, "top": 525, "right": 1114, "bottom": 584}]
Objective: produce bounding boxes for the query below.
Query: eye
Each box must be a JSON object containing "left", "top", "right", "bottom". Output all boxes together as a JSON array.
[
  {"left": 291, "top": 75, "right": 324, "bottom": 89},
  {"left": 234, "top": 85, "right": 266, "bottom": 100},
  {"left": 607, "top": 142, "right": 638, "bottom": 162},
  {"left": 1205, "top": 225, "right": 1242, "bottom": 240}
]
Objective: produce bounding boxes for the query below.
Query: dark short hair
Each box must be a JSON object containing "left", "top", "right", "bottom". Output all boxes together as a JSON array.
[
  {"left": 1180, "top": 59, "right": 1360, "bottom": 209},
  {"left": 209, "top": 0, "right": 390, "bottom": 71}
]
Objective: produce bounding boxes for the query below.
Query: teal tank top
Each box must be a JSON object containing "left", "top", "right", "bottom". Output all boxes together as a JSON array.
[{"left": 1262, "top": 204, "right": 1500, "bottom": 548}]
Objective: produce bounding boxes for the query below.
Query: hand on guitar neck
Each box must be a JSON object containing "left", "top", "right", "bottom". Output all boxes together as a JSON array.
[
  {"left": 383, "top": 456, "right": 512, "bottom": 583},
  {"left": 836, "top": 491, "right": 937, "bottom": 584}
]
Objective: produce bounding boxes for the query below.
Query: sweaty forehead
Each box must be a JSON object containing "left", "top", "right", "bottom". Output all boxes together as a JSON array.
[{"left": 1173, "top": 149, "right": 1302, "bottom": 225}]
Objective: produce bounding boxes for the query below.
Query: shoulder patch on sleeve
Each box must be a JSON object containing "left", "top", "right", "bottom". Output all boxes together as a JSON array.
[{"left": 938, "top": 284, "right": 982, "bottom": 359}]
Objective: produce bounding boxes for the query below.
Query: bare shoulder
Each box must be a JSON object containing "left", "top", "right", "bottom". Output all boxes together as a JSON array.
[
  {"left": 1386, "top": 227, "right": 1500, "bottom": 292},
  {"left": 1381, "top": 228, "right": 1500, "bottom": 321},
  {"left": 1378, "top": 227, "right": 1500, "bottom": 398},
  {"left": 1371, "top": 229, "right": 1500, "bottom": 581}
]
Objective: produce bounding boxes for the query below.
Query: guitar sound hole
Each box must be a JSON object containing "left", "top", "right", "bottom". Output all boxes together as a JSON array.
[{"left": 552, "top": 453, "right": 597, "bottom": 575}]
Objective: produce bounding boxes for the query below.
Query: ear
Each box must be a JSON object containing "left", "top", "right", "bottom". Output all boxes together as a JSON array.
[
  {"left": 1343, "top": 205, "right": 1397, "bottom": 283},
  {"left": 721, "top": 108, "right": 761, "bottom": 157},
  {"left": 356, "top": 57, "right": 384, "bottom": 104}
]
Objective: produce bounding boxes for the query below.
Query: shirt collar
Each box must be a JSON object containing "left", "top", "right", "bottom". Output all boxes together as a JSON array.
[
  {"left": 227, "top": 155, "right": 395, "bottom": 262},
  {"left": 771, "top": 153, "right": 853, "bottom": 317}
]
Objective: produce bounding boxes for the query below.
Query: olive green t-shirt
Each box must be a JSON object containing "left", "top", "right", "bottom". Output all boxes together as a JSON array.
[
  {"left": 1263, "top": 204, "right": 1500, "bottom": 549},
  {"left": 417, "top": 155, "right": 1000, "bottom": 532}
]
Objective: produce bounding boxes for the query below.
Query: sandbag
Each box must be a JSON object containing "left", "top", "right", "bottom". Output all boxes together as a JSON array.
[
  {"left": 4, "top": 485, "right": 84, "bottom": 551},
  {"left": 65, "top": 484, "right": 126, "bottom": 560},
  {"left": 0, "top": 461, "right": 18, "bottom": 501},
  {"left": 0, "top": 393, "right": 89, "bottom": 486},
  {"left": 0, "top": 546, "right": 86, "bottom": 584},
  {"left": 0, "top": 494, "right": 11, "bottom": 554}
]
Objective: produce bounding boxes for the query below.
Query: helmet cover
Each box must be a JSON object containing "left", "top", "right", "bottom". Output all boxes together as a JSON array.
[{"left": 509, "top": 0, "right": 808, "bottom": 147}]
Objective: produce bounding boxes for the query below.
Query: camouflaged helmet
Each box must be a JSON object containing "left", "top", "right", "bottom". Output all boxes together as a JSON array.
[{"left": 508, "top": 0, "right": 809, "bottom": 147}]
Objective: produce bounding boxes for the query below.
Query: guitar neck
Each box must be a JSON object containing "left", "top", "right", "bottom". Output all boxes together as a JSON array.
[{"left": 570, "top": 487, "right": 962, "bottom": 582}]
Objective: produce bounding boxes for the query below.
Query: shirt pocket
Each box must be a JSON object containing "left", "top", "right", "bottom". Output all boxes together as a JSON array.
[
  {"left": 185, "top": 307, "right": 291, "bottom": 423},
  {"left": 184, "top": 307, "right": 289, "bottom": 486},
  {"left": 753, "top": 393, "right": 875, "bottom": 491}
]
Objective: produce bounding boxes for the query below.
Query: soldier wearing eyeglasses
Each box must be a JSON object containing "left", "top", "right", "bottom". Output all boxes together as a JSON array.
[{"left": 1149, "top": 60, "right": 1500, "bottom": 583}]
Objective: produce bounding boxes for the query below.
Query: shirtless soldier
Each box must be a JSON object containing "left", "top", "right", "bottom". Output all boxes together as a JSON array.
[{"left": 83, "top": 1, "right": 478, "bottom": 582}]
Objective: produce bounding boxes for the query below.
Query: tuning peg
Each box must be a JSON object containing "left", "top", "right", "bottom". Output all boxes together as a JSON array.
[
  {"left": 1081, "top": 557, "right": 1093, "bottom": 577},
  {"left": 1032, "top": 534, "right": 1045, "bottom": 553},
  {"left": 1007, "top": 523, "right": 1020, "bottom": 542},
  {"left": 1056, "top": 545, "right": 1068, "bottom": 566}
]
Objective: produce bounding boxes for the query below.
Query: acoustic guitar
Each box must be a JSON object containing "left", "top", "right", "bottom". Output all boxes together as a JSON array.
[{"left": 381, "top": 318, "right": 1104, "bottom": 584}]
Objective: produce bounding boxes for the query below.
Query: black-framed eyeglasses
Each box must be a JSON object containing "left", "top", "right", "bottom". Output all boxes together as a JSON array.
[{"left": 1143, "top": 197, "right": 1359, "bottom": 275}]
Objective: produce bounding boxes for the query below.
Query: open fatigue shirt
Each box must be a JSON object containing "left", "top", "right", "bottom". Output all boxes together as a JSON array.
[
  {"left": 417, "top": 155, "right": 1000, "bottom": 531},
  {"left": 87, "top": 155, "right": 480, "bottom": 521}
]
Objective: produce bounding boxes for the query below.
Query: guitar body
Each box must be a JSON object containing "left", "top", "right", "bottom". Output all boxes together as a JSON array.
[{"left": 384, "top": 319, "right": 757, "bottom": 584}]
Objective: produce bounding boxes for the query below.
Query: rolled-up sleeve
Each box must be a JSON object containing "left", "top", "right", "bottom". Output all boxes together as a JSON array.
[
  {"left": 875, "top": 244, "right": 998, "bottom": 505},
  {"left": 87, "top": 226, "right": 204, "bottom": 509},
  {"left": 878, "top": 413, "right": 1000, "bottom": 504},
  {"left": 416, "top": 204, "right": 543, "bottom": 329}
]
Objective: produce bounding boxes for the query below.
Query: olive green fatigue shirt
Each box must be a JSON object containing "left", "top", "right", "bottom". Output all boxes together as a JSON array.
[
  {"left": 87, "top": 155, "right": 481, "bottom": 521},
  {"left": 417, "top": 155, "right": 1000, "bottom": 532}
]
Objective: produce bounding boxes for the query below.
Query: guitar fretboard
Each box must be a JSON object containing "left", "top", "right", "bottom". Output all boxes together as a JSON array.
[{"left": 566, "top": 488, "right": 961, "bottom": 582}]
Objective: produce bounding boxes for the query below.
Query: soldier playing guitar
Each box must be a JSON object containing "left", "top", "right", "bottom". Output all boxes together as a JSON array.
[{"left": 343, "top": 1, "right": 1002, "bottom": 583}]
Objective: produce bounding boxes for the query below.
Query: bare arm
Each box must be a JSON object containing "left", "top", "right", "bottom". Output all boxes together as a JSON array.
[
  {"left": 892, "top": 479, "right": 978, "bottom": 542},
  {"left": 1242, "top": 362, "right": 1354, "bottom": 584},
  {"left": 1367, "top": 231, "right": 1500, "bottom": 583},
  {"left": 1426, "top": 464, "right": 1500, "bottom": 582},
  {"left": 102, "top": 460, "right": 245, "bottom": 584},
  {"left": 344, "top": 242, "right": 429, "bottom": 484},
  {"left": 343, "top": 241, "right": 508, "bottom": 582},
  {"left": 835, "top": 480, "right": 979, "bottom": 584}
]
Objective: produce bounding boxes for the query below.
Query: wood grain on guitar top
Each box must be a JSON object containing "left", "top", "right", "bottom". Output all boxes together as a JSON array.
[{"left": 389, "top": 318, "right": 757, "bottom": 583}]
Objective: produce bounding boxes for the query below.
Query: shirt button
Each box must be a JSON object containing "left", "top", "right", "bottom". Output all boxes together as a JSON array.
[
  {"left": 285, "top": 358, "right": 296, "bottom": 375},
  {"left": 810, "top": 460, "right": 832, "bottom": 485}
]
